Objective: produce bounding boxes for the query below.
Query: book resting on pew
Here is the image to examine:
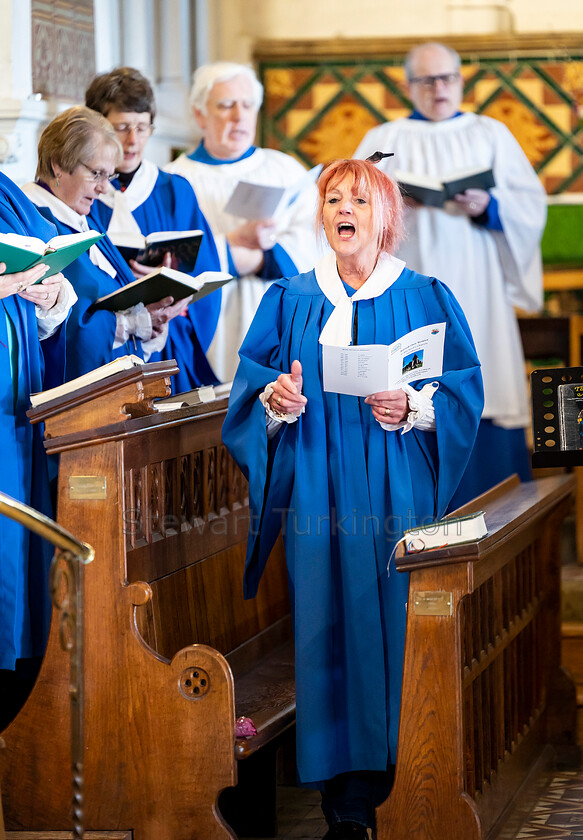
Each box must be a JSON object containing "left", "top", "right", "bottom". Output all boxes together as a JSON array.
[
  {"left": 90, "top": 267, "right": 234, "bottom": 312},
  {"left": 108, "top": 229, "right": 203, "bottom": 273},
  {"left": 395, "top": 166, "right": 496, "bottom": 208},
  {"left": 29, "top": 354, "right": 144, "bottom": 406},
  {"left": 403, "top": 510, "right": 488, "bottom": 553},
  {"left": 0, "top": 229, "right": 104, "bottom": 280},
  {"left": 155, "top": 384, "right": 217, "bottom": 411}
]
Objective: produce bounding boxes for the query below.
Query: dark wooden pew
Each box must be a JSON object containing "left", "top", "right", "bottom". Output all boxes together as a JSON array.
[
  {"left": 376, "top": 473, "right": 579, "bottom": 840},
  {"left": 1, "top": 363, "right": 294, "bottom": 840}
]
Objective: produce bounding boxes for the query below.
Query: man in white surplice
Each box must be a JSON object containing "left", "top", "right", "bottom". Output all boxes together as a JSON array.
[
  {"left": 355, "top": 41, "right": 546, "bottom": 506},
  {"left": 166, "top": 62, "right": 319, "bottom": 383}
]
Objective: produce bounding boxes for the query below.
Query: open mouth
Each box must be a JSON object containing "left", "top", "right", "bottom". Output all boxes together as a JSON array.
[{"left": 337, "top": 222, "right": 355, "bottom": 238}]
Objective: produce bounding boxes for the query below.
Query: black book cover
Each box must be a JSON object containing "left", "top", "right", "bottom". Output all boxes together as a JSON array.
[
  {"left": 442, "top": 168, "right": 496, "bottom": 200},
  {"left": 112, "top": 232, "right": 203, "bottom": 274},
  {"left": 397, "top": 180, "right": 445, "bottom": 208},
  {"left": 90, "top": 268, "right": 233, "bottom": 312}
]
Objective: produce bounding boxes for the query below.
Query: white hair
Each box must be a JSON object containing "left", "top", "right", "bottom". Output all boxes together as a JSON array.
[
  {"left": 404, "top": 42, "right": 461, "bottom": 81},
  {"left": 189, "top": 62, "right": 264, "bottom": 114}
]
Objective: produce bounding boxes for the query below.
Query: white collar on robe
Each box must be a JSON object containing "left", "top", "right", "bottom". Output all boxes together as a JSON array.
[
  {"left": 315, "top": 250, "right": 406, "bottom": 346},
  {"left": 23, "top": 182, "right": 117, "bottom": 278},
  {"left": 97, "top": 159, "right": 158, "bottom": 217}
]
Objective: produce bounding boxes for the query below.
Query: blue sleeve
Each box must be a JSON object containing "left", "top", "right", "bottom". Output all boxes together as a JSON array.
[
  {"left": 87, "top": 200, "right": 113, "bottom": 233},
  {"left": 259, "top": 242, "right": 298, "bottom": 280},
  {"left": 60, "top": 253, "right": 144, "bottom": 381},
  {"left": 473, "top": 195, "right": 503, "bottom": 231}
]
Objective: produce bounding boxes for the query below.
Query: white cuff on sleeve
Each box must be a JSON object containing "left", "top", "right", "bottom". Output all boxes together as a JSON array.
[
  {"left": 36, "top": 278, "right": 77, "bottom": 340},
  {"left": 140, "top": 322, "right": 169, "bottom": 361},
  {"left": 259, "top": 381, "right": 304, "bottom": 436},
  {"left": 113, "top": 302, "right": 153, "bottom": 348},
  {"left": 380, "top": 381, "right": 439, "bottom": 434}
]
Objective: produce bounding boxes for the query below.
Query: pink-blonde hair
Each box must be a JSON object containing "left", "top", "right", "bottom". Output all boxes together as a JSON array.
[{"left": 317, "top": 159, "right": 404, "bottom": 255}]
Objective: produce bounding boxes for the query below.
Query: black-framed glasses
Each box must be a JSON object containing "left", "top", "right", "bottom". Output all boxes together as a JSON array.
[
  {"left": 409, "top": 72, "right": 461, "bottom": 89},
  {"left": 80, "top": 162, "right": 118, "bottom": 183}
]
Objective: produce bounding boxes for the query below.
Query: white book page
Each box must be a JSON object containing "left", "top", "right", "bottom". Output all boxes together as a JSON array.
[
  {"left": 224, "top": 165, "right": 321, "bottom": 220},
  {"left": 0, "top": 232, "right": 47, "bottom": 254},
  {"left": 388, "top": 322, "right": 446, "bottom": 388},
  {"left": 323, "top": 322, "right": 446, "bottom": 397},
  {"left": 223, "top": 182, "right": 286, "bottom": 219},
  {"left": 145, "top": 229, "right": 202, "bottom": 245},
  {"left": 323, "top": 344, "right": 390, "bottom": 396},
  {"left": 47, "top": 230, "right": 102, "bottom": 249}
]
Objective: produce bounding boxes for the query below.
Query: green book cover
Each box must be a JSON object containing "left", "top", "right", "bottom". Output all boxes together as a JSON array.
[{"left": 0, "top": 230, "right": 104, "bottom": 281}]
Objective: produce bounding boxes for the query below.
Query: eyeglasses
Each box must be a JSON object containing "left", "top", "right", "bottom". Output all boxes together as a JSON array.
[
  {"left": 110, "top": 123, "right": 154, "bottom": 137},
  {"left": 80, "top": 162, "right": 118, "bottom": 183},
  {"left": 409, "top": 72, "right": 461, "bottom": 89}
]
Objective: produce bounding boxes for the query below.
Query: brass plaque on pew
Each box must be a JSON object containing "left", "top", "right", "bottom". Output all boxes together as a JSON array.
[
  {"left": 413, "top": 591, "right": 453, "bottom": 616},
  {"left": 69, "top": 475, "right": 107, "bottom": 500}
]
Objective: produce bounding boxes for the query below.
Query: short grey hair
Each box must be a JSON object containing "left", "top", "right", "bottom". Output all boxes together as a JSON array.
[
  {"left": 189, "top": 62, "right": 264, "bottom": 114},
  {"left": 404, "top": 42, "right": 461, "bottom": 82},
  {"left": 36, "top": 105, "right": 122, "bottom": 183}
]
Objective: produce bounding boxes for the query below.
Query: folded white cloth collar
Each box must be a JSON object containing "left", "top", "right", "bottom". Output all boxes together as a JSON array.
[
  {"left": 315, "top": 250, "right": 406, "bottom": 346},
  {"left": 97, "top": 159, "right": 158, "bottom": 216}
]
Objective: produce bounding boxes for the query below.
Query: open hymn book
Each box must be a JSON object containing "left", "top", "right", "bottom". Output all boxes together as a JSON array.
[
  {"left": 90, "top": 267, "right": 233, "bottom": 312},
  {"left": 395, "top": 167, "right": 495, "bottom": 208},
  {"left": 109, "top": 229, "right": 203, "bottom": 273},
  {"left": 29, "top": 354, "right": 144, "bottom": 407},
  {"left": 0, "top": 230, "right": 104, "bottom": 280},
  {"left": 323, "top": 322, "right": 446, "bottom": 397}
]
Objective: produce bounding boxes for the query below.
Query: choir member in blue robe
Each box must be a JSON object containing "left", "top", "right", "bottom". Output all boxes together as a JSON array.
[
  {"left": 0, "top": 172, "right": 76, "bottom": 725},
  {"left": 22, "top": 106, "right": 189, "bottom": 382},
  {"left": 222, "top": 159, "right": 484, "bottom": 839},
  {"left": 85, "top": 67, "right": 221, "bottom": 393}
]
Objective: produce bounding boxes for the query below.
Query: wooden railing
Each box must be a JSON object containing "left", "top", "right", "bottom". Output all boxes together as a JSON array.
[{"left": 0, "top": 492, "right": 93, "bottom": 840}]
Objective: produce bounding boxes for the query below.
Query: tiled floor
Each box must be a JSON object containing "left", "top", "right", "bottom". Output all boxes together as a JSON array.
[
  {"left": 515, "top": 772, "right": 583, "bottom": 839},
  {"left": 243, "top": 771, "right": 583, "bottom": 839}
]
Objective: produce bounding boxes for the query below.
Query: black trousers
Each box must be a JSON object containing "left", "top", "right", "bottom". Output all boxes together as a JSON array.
[
  {"left": 321, "top": 766, "right": 395, "bottom": 828},
  {"left": 0, "top": 656, "right": 42, "bottom": 730}
]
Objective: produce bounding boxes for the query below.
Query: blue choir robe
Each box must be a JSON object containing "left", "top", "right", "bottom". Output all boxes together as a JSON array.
[
  {"left": 0, "top": 173, "right": 66, "bottom": 670},
  {"left": 23, "top": 183, "right": 147, "bottom": 382},
  {"left": 89, "top": 161, "right": 221, "bottom": 393},
  {"left": 222, "top": 264, "right": 483, "bottom": 785}
]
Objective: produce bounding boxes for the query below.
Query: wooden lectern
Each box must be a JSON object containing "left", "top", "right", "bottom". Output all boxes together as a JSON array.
[{"left": 1, "top": 362, "right": 291, "bottom": 840}]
